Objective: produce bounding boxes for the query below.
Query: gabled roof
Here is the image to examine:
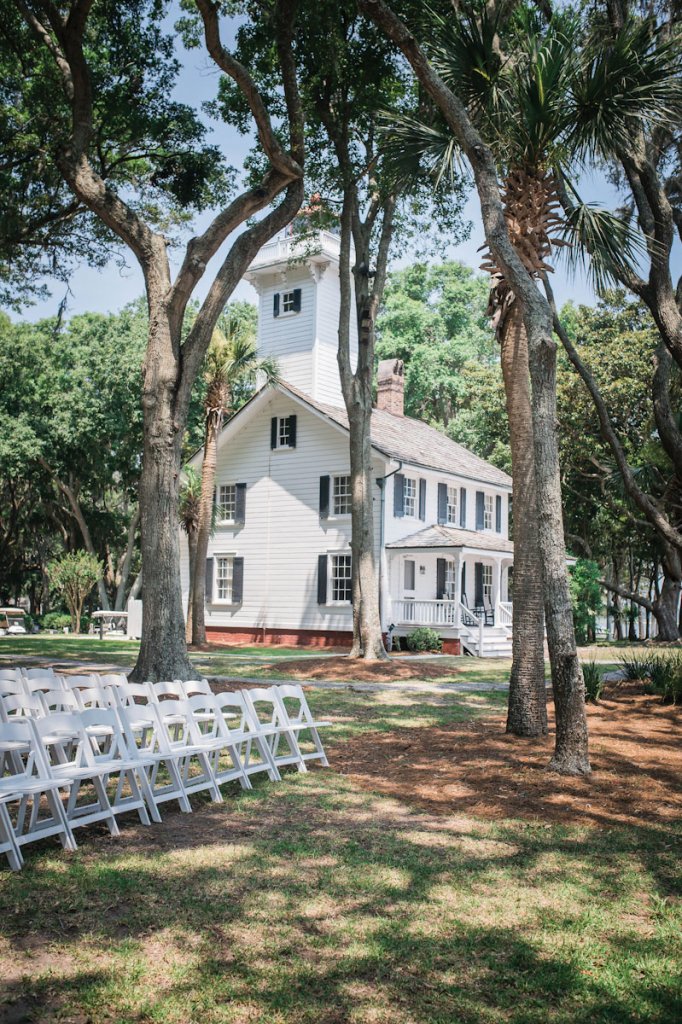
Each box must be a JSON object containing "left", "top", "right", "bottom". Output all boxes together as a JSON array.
[
  {"left": 386, "top": 525, "right": 514, "bottom": 553},
  {"left": 279, "top": 382, "right": 512, "bottom": 489}
]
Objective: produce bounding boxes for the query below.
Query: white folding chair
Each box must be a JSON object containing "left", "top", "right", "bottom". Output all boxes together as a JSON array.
[
  {"left": 0, "top": 719, "right": 76, "bottom": 870},
  {"left": 184, "top": 694, "right": 251, "bottom": 791},
  {"left": 117, "top": 704, "right": 192, "bottom": 815},
  {"left": 148, "top": 681, "right": 188, "bottom": 731},
  {"left": 276, "top": 684, "right": 330, "bottom": 767},
  {"left": 0, "top": 669, "right": 24, "bottom": 687},
  {"left": 32, "top": 712, "right": 143, "bottom": 837},
  {"left": 21, "top": 668, "right": 61, "bottom": 690},
  {"left": 242, "top": 687, "right": 308, "bottom": 773},
  {"left": 152, "top": 698, "right": 223, "bottom": 803},
  {"left": 214, "top": 691, "right": 281, "bottom": 783}
]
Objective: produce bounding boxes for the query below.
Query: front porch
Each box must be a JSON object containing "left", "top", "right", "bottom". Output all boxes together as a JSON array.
[{"left": 384, "top": 526, "right": 514, "bottom": 657}]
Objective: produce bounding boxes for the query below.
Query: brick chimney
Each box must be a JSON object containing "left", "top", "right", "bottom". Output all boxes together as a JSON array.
[{"left": 376, "top": 358, "right": 405, "bottom": 416}]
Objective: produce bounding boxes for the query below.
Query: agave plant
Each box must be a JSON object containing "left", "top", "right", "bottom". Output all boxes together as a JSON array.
[{"left": 381, "top": 3, "right": 681, "bottom": 736}]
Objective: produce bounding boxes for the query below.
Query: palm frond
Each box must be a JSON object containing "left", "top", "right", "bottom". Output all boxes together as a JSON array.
[
  {"left": 378, "top": 111, "right": 464, "bottom": 190},
  {"left": 557, "top": 193, "right": 650, "bottom": 294},
  {"left": 568, "top": 16, "right": 682, "bottom": 161}
]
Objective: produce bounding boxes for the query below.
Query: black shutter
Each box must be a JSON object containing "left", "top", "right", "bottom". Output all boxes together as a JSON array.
[
  {"left": 476, "top": 491, "right": 485, "bottom": 530},
  {"left": 270, "top": 417, "right": 278, "bottom": 449},
  {"left": 212, "top": 487, "right": 217, "bottom": 516},
  {"left": 319, "top": 475, "right": 331, "bottom": 520},
  {"left": 461, "top": 562, "right": 467, "bottom": 601},
  {"left": 288, "top": 414, "right": 297, "bottom": 448},
  {"left": 235, "top": 483, "right": 246, "bottom": 525},
  {"left": 475, "top": 562, "right": 484, "bottom": 607},
  {"left": 292, "top": 288, "right": 302, "bottom": 312},
  {"left": 205, "top": 557, "right": 214, "bottom": 603},
  {"left": 273, "top": 293, "right": 280, "bottom": 318},
  {"left": 460, "top": 487, "right": 467, "bottom": 528},
  {"left": 418, "top": 479, "right": 426, "bottom": 521},
  {"left": 436, "top": 557, "right": 447, "bottom": 600},
  {"left": 393, "top": 473, "right": 405, "bottom": 517},
  {"left": 317, "top": 554, "right": 328, "bottom": 604},
  {"left": 495, "top": 494, "right": 502, "bottom": 533},
  {"left": 437, "top": 483, "right": 448, "bottom": 525},
  {"left": 232, "top": 557, "right": 244, "bottom": 603}
]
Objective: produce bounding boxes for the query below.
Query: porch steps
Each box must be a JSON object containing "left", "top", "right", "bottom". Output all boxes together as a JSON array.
[{"left": 461, "top": 626, "right": 512, "bottom": 659}]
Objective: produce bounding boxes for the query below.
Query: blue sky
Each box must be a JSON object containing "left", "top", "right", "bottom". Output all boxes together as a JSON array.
[{"left": 16, "top": 11, "right": 680, "bottom": 324}]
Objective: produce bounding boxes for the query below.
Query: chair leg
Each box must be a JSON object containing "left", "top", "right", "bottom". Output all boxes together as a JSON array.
[
  {"left": 0, "top": 804, "right": 23, "bottom": 871},
  {"left": 46, "top": 788, "right": 77, "bottom": 852}
]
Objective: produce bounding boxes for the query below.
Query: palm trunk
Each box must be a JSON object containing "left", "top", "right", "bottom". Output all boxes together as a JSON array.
[
  {"left": 185, "top": 529, "right": 198, "bottom": 643},
  {"left": 526, "top": 310, "right": 590, "bottom": 774},
  {"left": 499, "top": 298, "right": 547, "bottom": 736},
  {"left": 192, "top": 414, "right": 221, "bottom": 646}
]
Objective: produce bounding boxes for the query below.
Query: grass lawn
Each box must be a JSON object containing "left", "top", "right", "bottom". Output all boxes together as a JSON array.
[
  {"left": 1, "top": 687, "right": 680, "bottom": 1024},
  {"left": 0, "top": 635, "right": 632, "bottom": 686}
]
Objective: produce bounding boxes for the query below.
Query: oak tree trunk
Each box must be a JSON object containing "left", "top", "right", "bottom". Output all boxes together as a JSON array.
[{"left": 499, "top": 300, "right": 547, "bottom": 736}]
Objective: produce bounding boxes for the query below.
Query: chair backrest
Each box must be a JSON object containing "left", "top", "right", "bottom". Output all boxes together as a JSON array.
[
  {"left": 96, "top": 672, "right": 129, "bottom": 689},
  {"left": 0, "top": 718, "right": 44, "bottom": 779},
  {"left": 38, "top": 687, "right": 80, "bottom": 715},
  {"left": 183, "top": 678, "right": 212, "bottom": 699},
  {"left": 0, "top": 692, "right": 44, "bottom": 721},
  {"left": 0, "top": 677, "right": 25, "bottom": 698},
  {"left": 0, "top": 668, "right": 23, "bottom": 684},
  {"left": 275, "top": 683, "right": 312, "bottom": 725},
  {"left": 23, "top": 673, "right": 63, "bottom": 694},
  {"left": 73, "top": 685, "right": 114, "bottom": 711},
  {"left": 78, "top": 708, "right": 130, "bottom": 765},
  {"left": 149, "top": 680, "right": 185, "bottom": 703},
  {"left": 22, "top": 667, "right": 59, "bottom": 686},
  {"left": 110, "top": 681, "right": 152, "bottom": 707},
  {"left": 242, "top": 687, "right": 283, "bottom": 729},
  {"left": 61, "top": 674, "right": 99, "bottom": 691},
  {"left": 32, "top": 712, "right": 87, "bottom": 771},
  {"left": 116, "top": 703, "right": 163, "bottom": 755},
  {"left": 214, "top": 690, "right": 251, "bottom": 733}
]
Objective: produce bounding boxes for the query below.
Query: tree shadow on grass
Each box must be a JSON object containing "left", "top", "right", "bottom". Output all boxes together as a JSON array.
[{"left": 1, "top": 773, "right": 680, "bottom": 1024}]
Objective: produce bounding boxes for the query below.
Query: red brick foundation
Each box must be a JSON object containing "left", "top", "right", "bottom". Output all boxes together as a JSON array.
[
  {"left": 205, "top": 626, "right": 354, "bottom": 649},
  {"left": 204, "top": 625, "right": 461, "bottom": 656}
]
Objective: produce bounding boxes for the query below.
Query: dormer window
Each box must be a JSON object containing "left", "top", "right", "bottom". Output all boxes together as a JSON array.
[
  {"left": 273, "top": 289, "right": 302, "bottom": 317},
  {"left": 270, "top": 415, "right": 297, "bottom": 449}
]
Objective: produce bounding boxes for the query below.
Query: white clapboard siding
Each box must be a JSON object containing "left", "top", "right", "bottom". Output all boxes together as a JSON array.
[{"left": 181, "top": 391, "right": 385, "bottom": 632}]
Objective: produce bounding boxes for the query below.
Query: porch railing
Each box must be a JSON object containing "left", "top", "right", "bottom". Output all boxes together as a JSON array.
[
  {"left": 393, "top": 599, "right": 459, "bottom": 627},
  {"left": 496, "top": 601, "right": 513, "bottom": 633}
]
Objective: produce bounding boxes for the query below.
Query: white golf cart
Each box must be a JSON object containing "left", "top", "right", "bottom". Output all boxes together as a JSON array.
[
  {"left": 0, "top": 608, "right": 28, "bottom": 636},
  {"left": 90, "top": 610, "right": 128, "bottom": 639}
]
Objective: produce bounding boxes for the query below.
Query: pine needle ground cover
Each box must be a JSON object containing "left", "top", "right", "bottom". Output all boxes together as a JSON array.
[{"left": 1, "top": 689, "right": 680, "bottom": 1024}]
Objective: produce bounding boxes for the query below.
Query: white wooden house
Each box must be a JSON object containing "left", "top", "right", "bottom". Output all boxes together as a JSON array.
[{"left": 183, "top": 231, "right": 514, "bottom": 656}]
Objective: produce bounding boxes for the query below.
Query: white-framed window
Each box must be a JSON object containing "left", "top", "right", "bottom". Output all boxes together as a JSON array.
[
  {"left": 444, "top": 560, "right": 457, "bottom": 600},
  {"left": 482, "top": 564, "right": 493, "bottom": 604},
  {"left": 333, "top": 475, "right": 352, "bottom": 516},
  {"left": 403, "top": 477, "right": 417, "bottom": 517},
  {"left": 217, "top": 484, "right": 236, "bottom": 523},
  {"left": 282, "top": 290, "right": 297, "bottom": 314},
  {"left": 331, "top": 554, "right": 352, "bottom": 603},
  {"left": 446, "top": 486, "right": 458, "bottom": 525},
  {"left": 215, "top": 555, "right": 234, "bottom": 603},
  {"left": 278, "top": 417, "right": 291, "bottom": 448},
  {"left": 484, "top": 494, "right": 494, "bottom": 530}
]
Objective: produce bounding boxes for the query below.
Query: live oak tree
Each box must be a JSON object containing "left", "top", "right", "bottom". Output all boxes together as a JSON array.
[{"left": 3, "top": 0, "right": 304, "bottom": 680}]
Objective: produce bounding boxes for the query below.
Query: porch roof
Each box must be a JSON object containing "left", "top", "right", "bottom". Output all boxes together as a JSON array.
[{"left": 386, "top": 524, "right": 514, "bottom": 554}]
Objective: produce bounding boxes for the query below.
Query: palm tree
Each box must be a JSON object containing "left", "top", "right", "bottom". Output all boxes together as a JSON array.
[
  {"left": 178, "top": 467, "right": 202, "bottom": 642},
  {"left": 191, "top": 305, "right": 277, "bottom": 646},
  {"left": 382, "top": 6, "right": 679, "bottom": 739}
]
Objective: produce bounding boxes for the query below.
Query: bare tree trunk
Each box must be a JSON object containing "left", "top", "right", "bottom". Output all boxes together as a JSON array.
[
  {"left": 185, "top": 530, "right": 198, "bottom": 644},
  {"left": 192, "top": 415, "right": 221, "bottom": 646},
  {"left": 130, "top": 312, "right": 198, "bottom": 682},
  {"left": 115, "top": 507, "right": 140, "bottom": 611},
  {"left": 498, "top": 297, "right": 547, "bottom": 736},
  {"left": 48, "top": 471, "right": 111, "bottom": 612}
]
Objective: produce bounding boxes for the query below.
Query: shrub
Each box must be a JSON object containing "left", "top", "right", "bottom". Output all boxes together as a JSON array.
[
  {"left": 41, "top": 611, "right": 72, "bottom": 631},
  {"left": 405, "top": 627, "right": 442, "bottom": 653},
  {"left": 47, "top": 551, "right": 102, "bottom": 634},
  {"left": 618, "top": 654, "right": 656, "bottom": 681},
  {"left": 569, "top": 559, "right": 603, "bottom": 644},
  {"left": 618, "top": 651, "right": 682, "bottom": 705},
  {"left": 582, "top": 661, "right": 604, "bottom": 703}
]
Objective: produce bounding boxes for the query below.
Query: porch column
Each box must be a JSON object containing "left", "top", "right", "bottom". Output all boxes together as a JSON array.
[
  {"left": 454, "top": 550, "right": 462, "bottom": 627},
  {"left": 493, "top": 558, "right": 503, "bottom": 623}
]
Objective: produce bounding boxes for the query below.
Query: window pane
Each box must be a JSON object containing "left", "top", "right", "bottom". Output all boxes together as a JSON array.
[
  {"left": 216, "top": 556, "right": 234, "bottom": 602},
  {"left": 218, "top": 484, "right": 236, "bottom": 522},
  {"left": 331, "top": 554, "right": 352, "bottom": 602},
  {"left": 444, "top": 560, "right": 457, "bottom": 600},
  {"left": 404, "top": 477, "right": 416, "bottom": 517},
  {"left": 282, "top": 290, "right": 296, "bottom": 313},
  {"left": 482, "top": 565, "right": 493, "bottom": 603},
  {"left": 404, "top": 560, "right": 415, "bottom": 590},
  {"left": 278, "top": 417, "right": 290, "bottom": 447},
  {"left": 447, "top": 485, "right": 458, "bottom": 525},
  {"left": 333, "top": 475, "right": 351, "bottom": 515},
  {"left": 484, "top": 494, "right": 493, "bottom": 530}
]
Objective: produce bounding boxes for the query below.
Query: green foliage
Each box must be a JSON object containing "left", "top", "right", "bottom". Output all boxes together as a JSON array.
[
  {"left": 405, "top": 627, "right": 442, "bottom": 653},
  {"left": 40, "top": 611, "right": 72, "bottom": 632},
  {"left": 570, "top": 559, "right": 603, "bottom": 644},
  {"left": 582, "top": 661, "right": 604, "bottom": 703},
  {"left": 47, "top": 551, "right": 102, "bottom": 634},
  {"left": 618, "top": 651, "right": 682, "bottom": 704}
]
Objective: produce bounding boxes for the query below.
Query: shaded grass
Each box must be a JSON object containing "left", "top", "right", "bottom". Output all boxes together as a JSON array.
[{"left": 1, "top": 688, "right": 680, "bottom": 1024}]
